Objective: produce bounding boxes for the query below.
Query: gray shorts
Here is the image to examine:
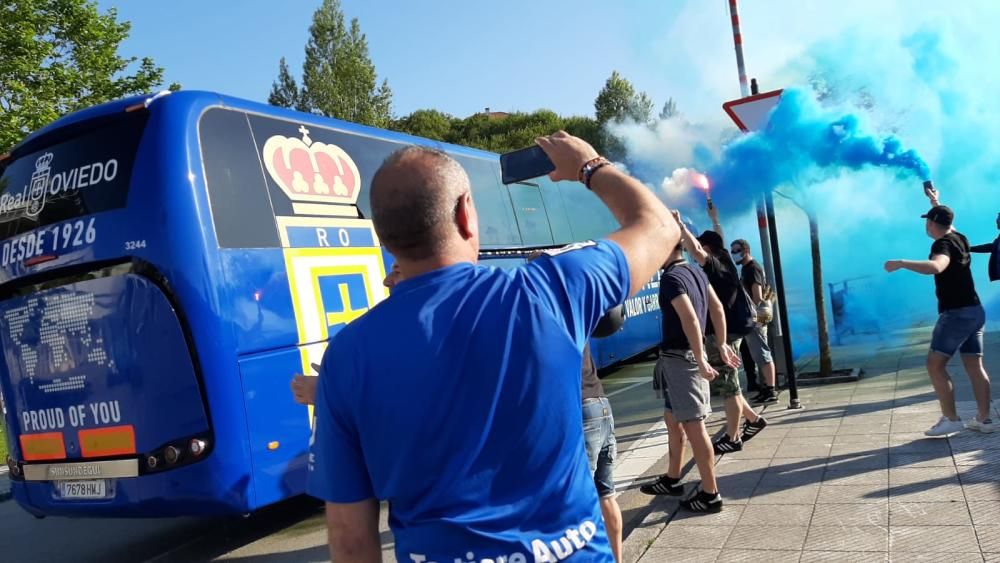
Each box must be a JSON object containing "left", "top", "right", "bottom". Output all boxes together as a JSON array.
[
  {"left": 744, "top": 323, "right": 773, "bottom": 366},
  {"left": 655, "top": 350, "right": 712, "bottom": 423}
]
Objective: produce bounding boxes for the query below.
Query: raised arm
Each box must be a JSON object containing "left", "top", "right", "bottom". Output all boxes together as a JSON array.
[
  {"left": 884, "top": 254, "right": 950, "bottom": 276},
  {"left": 707, "top": 200, "right": 724, "bottom": 241},
  {"left": 537, "top": 132, "right": 680, "bottom": 296},
  {"left": 671, "top": 210, "right": 709, "bottom": 267}
]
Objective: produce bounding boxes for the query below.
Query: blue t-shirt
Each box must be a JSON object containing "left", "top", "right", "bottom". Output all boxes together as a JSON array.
[{"left": 308, "top": 240, "right": 630, "bottom": 563}]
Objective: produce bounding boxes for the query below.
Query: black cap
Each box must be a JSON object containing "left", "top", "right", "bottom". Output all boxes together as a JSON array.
[
  {"left": 921, "top": 205, "right": 954, "bottom": 227},
  {"left": 697, "top": 230, "right": 724, "bottom": 250}
]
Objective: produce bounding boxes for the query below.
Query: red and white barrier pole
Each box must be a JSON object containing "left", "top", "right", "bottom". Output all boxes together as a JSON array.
[{"left": 728, "top": 0, "right": 751, "bottom": 98}]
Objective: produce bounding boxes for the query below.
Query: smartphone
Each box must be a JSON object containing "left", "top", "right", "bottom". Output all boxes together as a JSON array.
[{"left": 500, "top": 145, "right": 555, "bottom": 185}]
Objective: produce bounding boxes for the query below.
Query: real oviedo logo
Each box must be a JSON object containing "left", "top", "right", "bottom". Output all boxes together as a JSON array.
[
  {"left": 262, "top": 125, "right": 362, "bottom": 206},
  {"left": 0, "top": 152, "right": 119, "bottom": 219}
]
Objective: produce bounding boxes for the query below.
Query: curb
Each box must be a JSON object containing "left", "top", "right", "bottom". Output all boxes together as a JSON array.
[{"left": 621, "top": 401, "right": 779, "bottom": 563}]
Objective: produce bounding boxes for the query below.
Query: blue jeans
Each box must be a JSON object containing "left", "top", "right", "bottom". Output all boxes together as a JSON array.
[
  {"left": 583, "top": 397, "right": 616, "bottom": 498},
  {"left": 931, "top": 305, "right": 985, "bottom": 357}
]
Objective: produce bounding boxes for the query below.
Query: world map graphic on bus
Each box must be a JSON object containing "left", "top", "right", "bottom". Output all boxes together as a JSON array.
[{"left": 2, "top": 291, "right": 110, "bottom": 393}]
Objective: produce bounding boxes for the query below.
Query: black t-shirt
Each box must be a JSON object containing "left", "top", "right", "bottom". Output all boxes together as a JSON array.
[
  {"left": 658, "top": 261, "right": 709, "bottom": 351},
  {"left": 930, "top": 231, "right": 980, "bottom": 313},
  {"left": 740, "top": 259, "right": 766, "bottom": 298},
  {"left": 700, "top": 251, "right": 741, "bottom": 336},
  {"left": 581, "top": 342, "right": 604, "bottom": 400}
]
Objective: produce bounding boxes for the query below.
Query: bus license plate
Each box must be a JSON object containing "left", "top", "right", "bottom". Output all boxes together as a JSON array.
[{"left": 57, "top": 480, "right": 109, "bottom": 499}]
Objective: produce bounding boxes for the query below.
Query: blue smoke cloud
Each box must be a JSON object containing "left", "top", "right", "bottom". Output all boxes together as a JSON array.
[
  {"left": 706, "top": 88, "right": 930, "bottom": 215},
  {"left": 615, "top": 23, "right": 1000, "bottom": 361}
]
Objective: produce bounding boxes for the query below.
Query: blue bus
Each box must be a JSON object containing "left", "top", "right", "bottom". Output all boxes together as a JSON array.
[{"left": 0, "top": 91, "right": 662, "bottom": 517}]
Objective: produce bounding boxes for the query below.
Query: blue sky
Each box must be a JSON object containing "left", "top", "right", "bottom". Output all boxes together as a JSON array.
[
  {"left": 93, "top": 1, "right": 1000, "bottom": 344},
  {"left": 96, "top": 0, "right": 819, "bottom": 120}
]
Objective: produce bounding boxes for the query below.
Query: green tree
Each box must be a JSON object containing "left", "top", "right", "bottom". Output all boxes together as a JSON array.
[
  {"left": 560, "top": 116, "right": 603, "bottom": 152},
  {"left": 593, "top": 71, "right": 655, "bottom": 160},
  {"left": 297, "top": 0, "right": 392, "bottom": 127},
  {"left": 659, "top": 98, "right": 678, "bottom": 120},
  {"left": 448, "top": 109, "right": 565, "bottom": 153},
  {"left": 392, "top": 109, "right": 456, "bottom": 141},
  {"left": 594, "top": 71, "right": 653, "bottom": 125},
  {"left": 0, "top": 0, "right": 177, "bottom": 151},
  {"left": 268, "top": 57, "right": 302, "bottom": 110}
]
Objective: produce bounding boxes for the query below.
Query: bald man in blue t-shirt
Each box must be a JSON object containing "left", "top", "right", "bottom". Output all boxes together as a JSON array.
[{"left": 307, "top": 133, "right": 680, "bottom": 563}]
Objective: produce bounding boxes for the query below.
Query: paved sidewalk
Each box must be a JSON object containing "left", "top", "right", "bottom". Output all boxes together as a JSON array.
[{"left": 625, "top": 330, "right": 1000, "bottom": 563}]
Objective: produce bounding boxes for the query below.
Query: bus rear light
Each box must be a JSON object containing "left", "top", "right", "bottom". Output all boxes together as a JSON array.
[
  {"left": 7, "top": 456, "right": 21, "bottom": 477},
  {"left": 163, "top": 446, "right": 181, "bottom": 465},
  {"left": 189, "top": 439, "right": 206, "bottom": 456},
  {"left": 141, "top": 434, "right": 211, "bottom": 474}
]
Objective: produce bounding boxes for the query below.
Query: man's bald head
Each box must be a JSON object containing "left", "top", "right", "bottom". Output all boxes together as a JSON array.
[{"left": 370, "top": 147, "right": 474, "bottom": 261}]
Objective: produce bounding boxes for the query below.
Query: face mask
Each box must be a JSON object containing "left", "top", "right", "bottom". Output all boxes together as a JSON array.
[{"left": 733, "top": 252, "right": 745, "bottom": 263}]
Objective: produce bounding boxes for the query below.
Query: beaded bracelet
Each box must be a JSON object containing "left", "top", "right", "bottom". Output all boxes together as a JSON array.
[{"left": 579, "top": 156, "right": 612, "bottom": 190}]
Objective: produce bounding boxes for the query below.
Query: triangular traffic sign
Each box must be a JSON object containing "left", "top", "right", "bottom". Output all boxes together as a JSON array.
[{"left": 723, "top": 89, "right": 783, "bottom": 132}]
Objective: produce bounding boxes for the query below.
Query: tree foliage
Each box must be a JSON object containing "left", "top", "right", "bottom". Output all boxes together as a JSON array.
[
  {"left": 270, "top": 0, "right": 392, "bottom": 128},
  {"left": 0, "top": 0, "right": 178, "bottom": 151}
]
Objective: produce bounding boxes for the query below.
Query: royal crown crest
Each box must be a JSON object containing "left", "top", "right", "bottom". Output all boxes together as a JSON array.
[
  {"left": 262, "top": 125, "right": 361, "bottom": 206},
  {"left": 35, "top": 153, "right": 54, "bottom": 171}
]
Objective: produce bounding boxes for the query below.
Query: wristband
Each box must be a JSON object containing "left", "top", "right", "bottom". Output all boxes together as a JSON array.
[{"left": 579, "top": 157, "right": 612, "bottom": 190}]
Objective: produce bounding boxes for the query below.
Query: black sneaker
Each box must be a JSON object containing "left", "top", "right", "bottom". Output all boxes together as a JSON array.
[
  {"left": 680, "top": 488, "right": 723, "bottom": 513},
  {"left": 713, "top": 434, "right": 744, "bottom": 454},
  {"left": 740, "top": 416, "right": 768, "bottom": 442},
  {"left": 753, "top": 387, "right": 779, "bottom": 404},
  {"left": 640, "top": 475, "right": 685, "bottom": 496}
]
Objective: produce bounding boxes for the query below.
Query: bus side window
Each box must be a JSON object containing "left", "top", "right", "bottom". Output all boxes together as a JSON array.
[
  {"left": 507, "top": 181, "right": 554, "bottom": 247},
  {"left": 556, "top": 179, "right": 619, "bottom": 241},
  {"left": 535, "top": 176, "right": 575, "bottom": 245},
  {"left": 200, "top": 109, "right": 281, "bottom": 248},
  {"left": 451, "top": 155, "right": 521, "bottom": 248}
]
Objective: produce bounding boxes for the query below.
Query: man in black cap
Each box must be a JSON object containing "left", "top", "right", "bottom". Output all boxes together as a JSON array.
[
  {"left": 675, "top": 219, "right": 766, "bottom": 453},
  {"left": 884, "top": 203, "right": 995, "bottom": 436}
]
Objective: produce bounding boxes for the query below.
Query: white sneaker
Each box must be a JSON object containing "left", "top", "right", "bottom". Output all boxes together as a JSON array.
[
  {"left": 966, "top": 417, "right": 998, "bottom": 434},
  {"left": 925, "top": 416, "right": 965, "bottom": 437}
]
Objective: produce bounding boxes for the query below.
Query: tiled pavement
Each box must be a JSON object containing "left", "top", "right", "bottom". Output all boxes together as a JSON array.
[{"left": 628, "top": 330, "right": 1000, "bottom": 562}]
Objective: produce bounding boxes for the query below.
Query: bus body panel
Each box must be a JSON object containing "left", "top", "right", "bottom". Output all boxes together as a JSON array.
[
  {"left": 238, "top": 347, "right": 312, "bottom": 509},
  {"left": 2, "top": 92, "right": 262, "bottom": 515},
  {"left": 0, "top": 91, "right": 663, "bottom": 517}
]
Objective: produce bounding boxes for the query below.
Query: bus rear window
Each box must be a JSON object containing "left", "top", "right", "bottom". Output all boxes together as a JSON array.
[{"left": 0, "top": 112, "right": 148, "bottom": 240}]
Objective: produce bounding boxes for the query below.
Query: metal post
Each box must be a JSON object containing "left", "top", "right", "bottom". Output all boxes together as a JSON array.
[
  {"left": 764, "top": 192, "right": 800, "bottom": 408},
  {"left": 727, "top": 2, "right": 798, "bottom": 407},
  {"left": 728, "top": 0, "right": 750, "bottom": 97},
  {"left": 749, "top": 79, "right": 781, "bottom": 342}
]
